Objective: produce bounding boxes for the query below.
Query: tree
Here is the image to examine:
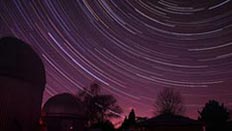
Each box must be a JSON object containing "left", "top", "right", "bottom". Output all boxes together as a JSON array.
[
  {"left": 154, "top": 88, "right": 184, "bottom": 115},
  {"left": 77, "top": 83, "right": 122, "bottom": 127},
  {"left": 120, "top": 116, "right": 129, "bottom": 130},
  {"left": 91, "top": 120, "right": 115, "bottom": 131},
  {"left": 120, "top": 109, "right": 137, "bottom": 130},
  {"left": 198, "top": 100, "right": 230, "bottom": 131},
  {"left": 128, "top": 109, "right": 136, "bottom": 125}
]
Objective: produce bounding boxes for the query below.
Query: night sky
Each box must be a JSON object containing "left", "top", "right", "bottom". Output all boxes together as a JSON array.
[{"left": 1, "top": 0, "right": 232, "bottom": 122}]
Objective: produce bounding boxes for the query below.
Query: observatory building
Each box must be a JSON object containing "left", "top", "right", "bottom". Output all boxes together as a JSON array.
[
  {"left": 42, "top": 93, "right": 85, "bottom": 131},
  {"left": 0, "top": 37, "right": 46, "bottom": 131}
]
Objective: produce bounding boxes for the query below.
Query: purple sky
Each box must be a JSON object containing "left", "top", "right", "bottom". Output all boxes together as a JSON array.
[{"left": 1, "top": 0, "right": 232, "bottom": 123}]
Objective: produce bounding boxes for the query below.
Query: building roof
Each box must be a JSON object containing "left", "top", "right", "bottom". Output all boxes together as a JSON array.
[
  {"left": 43, "top": 93, "right": 85, "bottom": 118},
  {"left": 0, "top": 37, "right": 46, "bottom": 87},
  {"left": 138, "top": 114, "right": 202, "bottom": 127}
]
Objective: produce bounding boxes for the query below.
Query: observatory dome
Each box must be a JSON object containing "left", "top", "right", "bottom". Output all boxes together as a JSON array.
[
  {"left": 0, "top": 37, "right": 46, "bottom": 87},
  {"left": 43, "top": 93, "right": 85, "bottom": 118}
]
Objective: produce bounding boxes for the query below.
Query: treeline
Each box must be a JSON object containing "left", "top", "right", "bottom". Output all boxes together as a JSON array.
[{"left": 43, "top": 83, "right": 231, "bottom": 131}]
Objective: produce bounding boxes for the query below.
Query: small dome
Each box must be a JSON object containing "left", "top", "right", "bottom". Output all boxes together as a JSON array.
[
  {"left": 0, "top": 37, "right": 46, "bottom": 87},
  {"left": 43, "top": 93, "right": 85, "bottom": 118}
]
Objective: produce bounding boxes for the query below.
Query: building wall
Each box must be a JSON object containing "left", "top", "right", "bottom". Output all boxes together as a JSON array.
[
  {"left": 44, "top": 117, "right": 85, "bottom": 131},
  {"left": 0, "top": 77, "right": 44, "bottom": 131}
]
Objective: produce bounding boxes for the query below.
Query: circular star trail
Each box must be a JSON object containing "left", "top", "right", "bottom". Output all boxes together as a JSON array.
[{"left": 1, "top": 0, "right": 232, "bottom": 119}]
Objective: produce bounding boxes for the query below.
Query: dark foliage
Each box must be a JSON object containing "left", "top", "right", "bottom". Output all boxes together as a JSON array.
[
  {"left": 198, "top": 100, "right": 230, "bottom": 131},
  {"left": 77, "top": 83, "right": 122, "bottom": 127},
  {"left": 91, "top": 120, "right": 115, "bottom": 131},
  {"left": 128, "top": 109, "right": 136, "bottom": 125},
  {"left": 120, "top": 109, "right": 136, "bottom": 130}
]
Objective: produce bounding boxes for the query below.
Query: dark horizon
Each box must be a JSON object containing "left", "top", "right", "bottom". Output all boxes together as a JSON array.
[{"left": 1, "top": 0, "right": 232, "bottom": 125}]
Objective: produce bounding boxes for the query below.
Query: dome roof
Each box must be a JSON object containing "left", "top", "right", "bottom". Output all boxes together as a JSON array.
[
  {"left": 43, "top": 93, "right": 85, "bottom": 118},
  {"left": 0, "top": 37, "right": 46, "bottom": 87}
]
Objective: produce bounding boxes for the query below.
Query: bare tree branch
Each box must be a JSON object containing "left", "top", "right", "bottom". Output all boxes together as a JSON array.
[{"left": 154, "top": 88, "right": 184, "bottom": 115}]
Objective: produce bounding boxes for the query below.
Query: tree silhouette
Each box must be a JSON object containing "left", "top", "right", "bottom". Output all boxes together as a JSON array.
[
  {"left": 91, "top": 120, "right": 115, "bottom": 131},
  {"left": 120, "top": 109, "right": 136, "bottom": 130},
  {"left": 154, "top": 88, "right": 184, "bottom": 115},
  {"left": 77, "top": 83, "right": 122, "bottom": 127},
  {"left": 128, "top": 109, "right": 136, "bottom": 125},
  {"left": 198, "top": 100, "right": 230, "bottom": 131},
  {"left": 120, "top": 116, "right": 129, "bottom": 130}
]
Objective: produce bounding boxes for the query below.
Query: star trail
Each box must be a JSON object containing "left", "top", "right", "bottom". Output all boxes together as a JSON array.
[{"left": 0, "top": 0, "right": 232, "bottom": 120}]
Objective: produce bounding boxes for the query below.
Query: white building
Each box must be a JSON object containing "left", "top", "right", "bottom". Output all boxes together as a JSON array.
[{"left": 0, "top": 37, "right": 46, "bottom": 131}]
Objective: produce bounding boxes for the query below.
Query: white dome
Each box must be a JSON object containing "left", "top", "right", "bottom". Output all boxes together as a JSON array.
[
  {"left": 43, "top": 93, "right": 85, "bottom": 118},
  {"left": 0, "top": 37, "right": 46, "bottom": 87}
]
